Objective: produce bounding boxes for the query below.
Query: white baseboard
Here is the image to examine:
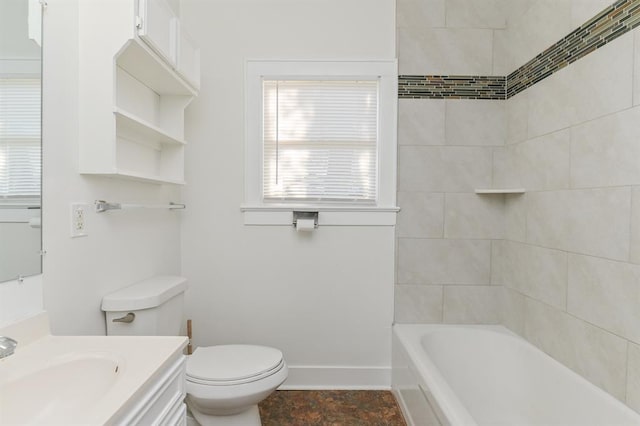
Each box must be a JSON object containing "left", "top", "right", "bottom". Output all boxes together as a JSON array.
[{"left": 278, "top": 365, "right": 391, "bottom": 390}]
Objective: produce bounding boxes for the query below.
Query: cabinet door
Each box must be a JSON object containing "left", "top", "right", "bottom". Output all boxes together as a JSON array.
[
  {"left": 138, "top": 0, "right": 177, "bottom": 66},
  {"left": 176, "top": 21, "right": 200, "bottom": 89}
]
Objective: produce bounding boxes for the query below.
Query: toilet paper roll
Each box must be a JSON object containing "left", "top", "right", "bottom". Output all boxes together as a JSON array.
[{"left": 296, "top": 218, "right": 315, "bottom": 232}]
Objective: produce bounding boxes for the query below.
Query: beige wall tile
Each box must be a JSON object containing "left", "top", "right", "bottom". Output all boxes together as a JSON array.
[
  {"left": 505, "top": 193, "right": 527, "bottom": 242},
  {"left": 397, "top": 0, "right": 446, "bottom": 29},
  {"left": 524, "top": 297, "right": 628, "bottom": 400},
  {"left": 627, "top": 343, "right": 640, "bottom": 412},
  {"left": 516, "top": 129, "right": 571, "bottom": 191},
  {"left": 507, "top": 0, "right": 573, "bottom": 69},
  {"left": 398, "top": 27, "right": 494, "bottom": 75},
  {"left": 492, "top": 29, "right": 513, "bottom": 75},
  {"left": 522, "top": 172, "right": 632, "bottom": 264},
  {"left": 501, "top": 241, "right": 568, "bottom": 309},
  {"left": 493, "top": 145, "right": 526, "bottom": 190},
  {"left": 500, "top": 286, "right": 526, "bottom": 335},
  {"left": 444, "top": 193, "right": 505, "bottom": 239},
  {"left": 569, "top": 31, "right": 633, "bottom": 125},
  {"left": 525, "top": 190, "right": 569, "bottom": 250},
  {"left": 571, "top": 106, "right": 640, "bottom": 189},
  {"left": 567, "top": 188, "right": 631, "bottom": 261},
  {"left": 506, "top": 90, "right": 528, "bottom": 144},
  {"left": 398, "top": 146, "right": 493, "bottom": 192},
  {"left": 445, "top": 99, "right": 506, "bottom": 146},
  {"left": 631, "top": 187, "right": 640, "bottom": 265},
  {"left": 568, "top": 254, "right": 640, "bottom": 344},
  {"left": 505, "top": 0, "right": 534, "bottom": 24},
  {"left": 443, "top": 285, "right": 501, "bottom": 324},
  {"left": 491, "top": 239, "right": 505, "bottom": 285},
  {"left": 571, "top": 0, "right": 613, "bottom": 28},
  {"left": 527, "top": 68, "right": 573, "bottom": 139},
  {"left": 394, "top": 284, "right": 443, "bottom": 323},
  {"left": 398, "top": 99, "right": 446, "bottom": 146},
  {"left": 445, "top": 0, "right": 507, "bottom": 29},
  {"left": 397, "top": 238, "right": 492, "bottom": 285},
  {"left": 491, "top": 147, "right": 509, "bottom": 188},
  {"left": 397, "top": 192, "right": 444, "bottom": 238}
]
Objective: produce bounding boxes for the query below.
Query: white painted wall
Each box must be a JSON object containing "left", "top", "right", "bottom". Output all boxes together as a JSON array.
[
  {"left": 180, "top": 0, "right": 397, "bottom": 387},
  {"left": 36, "top": 0, "right": 183, "bottom": 335}
]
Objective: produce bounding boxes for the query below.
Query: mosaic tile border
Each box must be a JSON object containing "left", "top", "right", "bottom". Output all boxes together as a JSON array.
[
  {"left": 507, "top": 0, "right": 640, "bottom": 97},
  {"left": 398, "top": 75, "right": 506, "bottom": 100},
  {"left": 399, "top": 0, "right": 640, "bottom": 100}
]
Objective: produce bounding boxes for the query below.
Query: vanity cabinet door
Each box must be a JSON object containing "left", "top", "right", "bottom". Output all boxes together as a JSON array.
[{"left": 137, "top": 0, "right": 177, "bottom": 66}]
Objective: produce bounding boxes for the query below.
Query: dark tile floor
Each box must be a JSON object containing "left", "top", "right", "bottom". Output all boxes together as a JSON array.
[{"left": 259, "top": 390, "right": 407, "bottom": 426}]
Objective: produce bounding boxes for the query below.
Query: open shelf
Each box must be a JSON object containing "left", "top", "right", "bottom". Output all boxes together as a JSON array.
[
  {"left": 114, "top": 108, "right": 186, "bottom": 146},
  {"left": 78, "top": 2, "right": 198, "bottom": 187},
  {"left": 96, "top": 170, "right": 186, "bottom": 186},
  {"left": 116, "top": 39, "right": 196, "bottom": 96},
  {"left": 475, "top": 188, "right": 526, "bottom": 194}
]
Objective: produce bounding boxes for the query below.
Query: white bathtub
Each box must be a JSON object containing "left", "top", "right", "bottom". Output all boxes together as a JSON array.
[{"left": 392, "top": 324, "right": 640, "bottom": 426}]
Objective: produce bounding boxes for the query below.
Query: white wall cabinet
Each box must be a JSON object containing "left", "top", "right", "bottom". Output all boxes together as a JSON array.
[
  {"left": 175, "top": 21, "right": 201, "bottom": 89},
  {"left": 137, "top": 0, "right": 177, "bottom": 66},
  {"left": 78, "top": 0, "right": 199, "bottom": 185}
]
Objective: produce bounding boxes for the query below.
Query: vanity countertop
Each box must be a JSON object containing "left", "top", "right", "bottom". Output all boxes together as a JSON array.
[{"left": 0, "top": 313, "right": 187, "bottom": 425}]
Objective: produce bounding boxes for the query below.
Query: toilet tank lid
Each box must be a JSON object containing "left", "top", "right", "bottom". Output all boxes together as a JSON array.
[{"left": 101, "top": 276, "right": 188, "bottom": 312}]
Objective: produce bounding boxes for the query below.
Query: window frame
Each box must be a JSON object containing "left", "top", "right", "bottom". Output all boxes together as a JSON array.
[{"left": 243, "top": 60, "right": 398, "bottom": 226}]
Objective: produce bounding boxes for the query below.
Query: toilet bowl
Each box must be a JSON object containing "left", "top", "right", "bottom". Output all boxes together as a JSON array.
[
  {"left": 185, "top": 344, "right": 288, "bottom": 426},
  {"left": 101, "top": 276, "right": 288, "bottom": 426}
]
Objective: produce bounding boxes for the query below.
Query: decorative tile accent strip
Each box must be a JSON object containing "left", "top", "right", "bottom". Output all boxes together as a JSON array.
[
  {"left": 399, "top": 0, "right": 640, "bottom": 100},
  {"left": 507, "top": 0, "right": 640, "bottom": 98},
  {"left": 398, "top": 75, "right": 506, "bottom": 100}
]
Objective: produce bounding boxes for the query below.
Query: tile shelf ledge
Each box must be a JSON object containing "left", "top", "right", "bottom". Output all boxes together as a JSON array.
[{"left": 475, "top": 188, "right": 526, "bottom": 194}]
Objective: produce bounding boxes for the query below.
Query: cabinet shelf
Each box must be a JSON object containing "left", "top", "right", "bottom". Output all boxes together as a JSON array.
[
  {"left": 96, "top": 170, "right": 186, "bottom": 186},
  {"left": 114, "top": 108, "right": 186, "bottom": 146},
  {"left": 475, "top": 188, "right": 526, "bottom": 194},
  {"left": 78, "top": 0, "right": 198, "bottom": 187},
  {"left": 116, "top": 39, "right": 196, "bottom": 96}
]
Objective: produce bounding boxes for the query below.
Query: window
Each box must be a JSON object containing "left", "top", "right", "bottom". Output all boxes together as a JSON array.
[
  {"left": 0, "top": 79, "right": 41, "bottom": 201},
  {"left": 244, "top": 60, "right": 397, "bottom": 225},
  {"left": 263, "top": 79, "right": 378, "bottom": 203}
]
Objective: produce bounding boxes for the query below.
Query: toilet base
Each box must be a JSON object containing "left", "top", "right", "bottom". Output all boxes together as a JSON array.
[{"left": 188, "top": 404, "right": 261, "bottom": 426}]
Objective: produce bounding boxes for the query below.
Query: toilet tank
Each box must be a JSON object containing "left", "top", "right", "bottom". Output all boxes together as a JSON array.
[{"left": 101, "top": 276, "right": 188, "bottom": 336}]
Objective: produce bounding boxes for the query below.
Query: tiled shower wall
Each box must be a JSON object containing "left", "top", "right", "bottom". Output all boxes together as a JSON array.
[
  {"left": 395, "top": 0, "right": 640, "bottom": 410},
  {"left": 395, "top": 0, "right": 507, "bottom": 323},
  {"left": 496, "top": 21, "right": 640, "bottom": 412}
]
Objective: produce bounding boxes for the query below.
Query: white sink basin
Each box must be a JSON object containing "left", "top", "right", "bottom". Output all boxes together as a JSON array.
[
  {"left": 0, "top": 314, "right": 187, "bottom": 425},
  {"left": 1, "top": 352, "right": 122, "bottom": 424}
]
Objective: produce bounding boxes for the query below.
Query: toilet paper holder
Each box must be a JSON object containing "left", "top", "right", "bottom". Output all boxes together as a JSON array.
[{"left": 292, "top": 211, "right": 319, "bottom": 228}]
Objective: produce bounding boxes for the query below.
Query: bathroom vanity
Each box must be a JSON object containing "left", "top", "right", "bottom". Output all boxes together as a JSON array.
[{"left": 0, "top": 313, "right": 188, "bottom": 425}]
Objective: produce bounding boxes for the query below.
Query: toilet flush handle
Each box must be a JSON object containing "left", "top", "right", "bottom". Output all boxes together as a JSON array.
[{"left": 112, "top": 312, "right": 135, "bottom": 323}]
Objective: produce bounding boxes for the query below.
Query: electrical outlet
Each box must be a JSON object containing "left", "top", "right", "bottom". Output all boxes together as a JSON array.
[{"left": 71, "top": 203, "right": 87, "bottom": 238}]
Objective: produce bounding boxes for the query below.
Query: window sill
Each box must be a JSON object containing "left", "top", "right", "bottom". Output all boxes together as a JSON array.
[{"left": 240, "top": 204, "right": 399, "bottom": 226}]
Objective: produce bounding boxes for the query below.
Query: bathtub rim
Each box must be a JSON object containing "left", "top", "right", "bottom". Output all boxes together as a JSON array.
[
  {"left": 394, "top": 324, "right": 509, "bottom": 426},
  {"left": 392, "top": 323, "right": 640, "bottom": 426}
]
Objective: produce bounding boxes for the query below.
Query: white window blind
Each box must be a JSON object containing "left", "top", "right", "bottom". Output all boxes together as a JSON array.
[
  {"left": 262, "top": 79, "right": 378, "bottom": 203},
  {"left": 0, "top": 79, "right": 41, "bottom": 200}
]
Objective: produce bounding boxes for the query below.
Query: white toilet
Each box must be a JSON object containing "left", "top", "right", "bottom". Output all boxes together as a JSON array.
[{"left": 102, "top": 276, "right": 288, "bottom": 426}]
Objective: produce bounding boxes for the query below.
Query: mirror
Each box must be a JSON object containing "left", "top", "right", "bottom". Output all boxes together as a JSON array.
[{"left": 0, "top": 0, "right": 42, "bottom": 283}]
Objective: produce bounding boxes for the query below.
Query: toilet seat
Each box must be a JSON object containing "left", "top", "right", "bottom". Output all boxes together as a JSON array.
[{"left": 187, "top": 345, "right": 285, "bottom": 386}]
